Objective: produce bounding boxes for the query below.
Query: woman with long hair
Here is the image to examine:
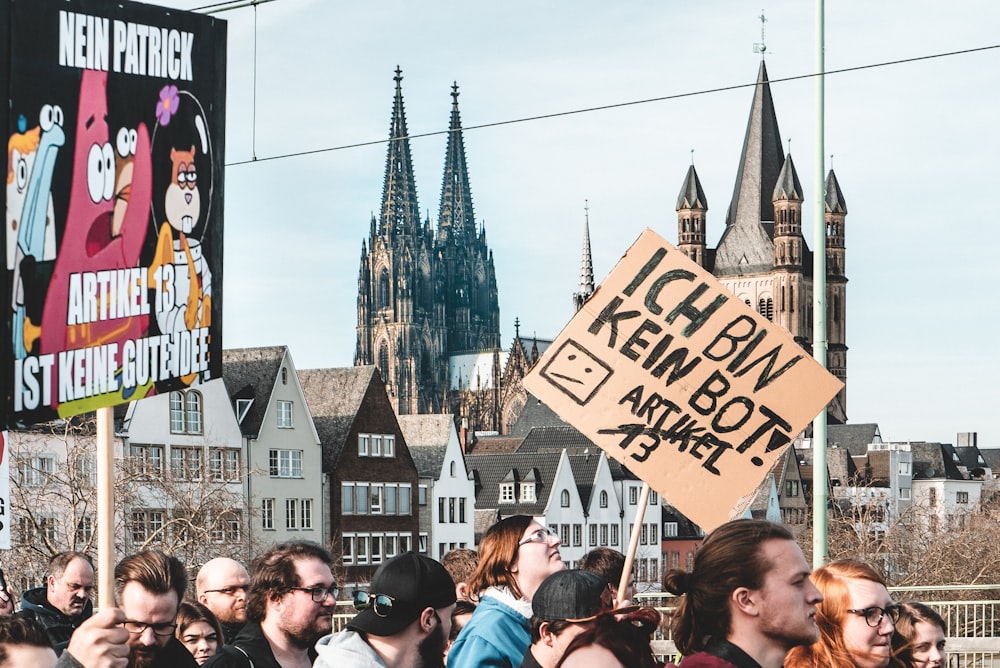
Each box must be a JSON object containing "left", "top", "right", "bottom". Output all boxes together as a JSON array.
[
  {"left": 785, "top": 559, "right": 902, "bottom": 668},
  {"left": 176, "top": 600, "right": 224, "bottom": 665},
  {"left": 554, "top": 607, "right": 661, "bottom": 668},
  {"left": 447, "top": 515, "right": 566, "bottom": 668},
  {"left": 892, "top": 602, "right": 946, "bottom": 668}
]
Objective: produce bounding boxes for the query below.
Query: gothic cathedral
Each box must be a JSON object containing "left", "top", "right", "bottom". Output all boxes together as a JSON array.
[
  {"left": 674, "top": 61, "right": 848, "bottom": 422},
  {"left": 355, "top": 69, "right": 500, "bottom": 415}
]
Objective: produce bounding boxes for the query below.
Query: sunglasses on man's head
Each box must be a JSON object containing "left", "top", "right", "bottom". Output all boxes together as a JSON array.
[{"left": 354, "top": 591, "right": 395, "bottom": 617}]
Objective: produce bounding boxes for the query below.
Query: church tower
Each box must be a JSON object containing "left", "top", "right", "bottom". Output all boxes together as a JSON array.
[
  {"left": 357, "top": 69, "right": 501, "bottom": 416},
  {"left": 572, "top": 203, "right": 595, "bottom": 311},
  {"left": 674, "top": 60, "right": 849, "bottom": 424},
  {"left": 356, "top": 68, "right": 447, "bottom": 414}
]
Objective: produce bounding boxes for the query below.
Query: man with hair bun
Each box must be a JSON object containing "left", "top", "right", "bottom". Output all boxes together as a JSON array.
[{"left": 662, "top": 519, "right": 823, "bottom": 668}]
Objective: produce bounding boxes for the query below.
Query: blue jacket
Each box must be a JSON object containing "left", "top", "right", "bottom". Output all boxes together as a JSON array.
[{"left": 447, "top": 591, "right": 530, "bottom": 668}]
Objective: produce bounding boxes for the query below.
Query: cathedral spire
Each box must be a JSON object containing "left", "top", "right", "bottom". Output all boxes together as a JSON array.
[
  {"left": 714, "top": 61, "right": 786, "bottom": 276},
  {"left": 573, "top": 201, "right": 595, "bottom": 311},
  {"left": 438, "top": 82, "right": 476, "bottom": 245},
  {"left": 379, "top": 67, "right": 421, "bottom": 237}
]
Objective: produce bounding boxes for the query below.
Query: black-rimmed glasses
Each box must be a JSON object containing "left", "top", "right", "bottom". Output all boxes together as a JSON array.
[
  {"left": 202, "top": 585, "right": 249, "bottom": 596},
  {"left": 518, "top": 526, "right": 558, "bottom": 546},
  {"left": 122, "top": 620, "right": 178, "bottom": 636},
  {"left": 354, "top": 591, "right": 394, "bottom": 617},
  {"left": 289, "top": 586, "right": 339, "bottom": 603},
  {"left": 847, "top": 605, "right": 900, "bottom": 627}
]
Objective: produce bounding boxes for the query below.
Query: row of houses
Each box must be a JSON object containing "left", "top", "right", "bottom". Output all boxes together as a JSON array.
[{"left": 10, "top": 344, "right": 992, "bottom": 591}]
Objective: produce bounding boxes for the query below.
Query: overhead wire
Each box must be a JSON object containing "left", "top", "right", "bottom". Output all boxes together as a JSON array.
[{"left": 222, "top": 43, "right": 1000, "bottom": 168}]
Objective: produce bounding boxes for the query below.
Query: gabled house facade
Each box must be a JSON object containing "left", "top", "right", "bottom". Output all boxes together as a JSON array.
[
  {"left": 119, "top": 378, "right": 249, "bottom": 560},
  {"left": 297, "top": 366, "right": 419, "bottom": 586},
  {"left": 222, "top": 346, "right": 324, "bottom": 548},
  {"left": 399, "top": 414, "right": 475, "bottom": 560}
]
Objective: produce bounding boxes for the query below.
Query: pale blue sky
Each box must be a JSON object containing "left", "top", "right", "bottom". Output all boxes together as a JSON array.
[{"left": 164, "top": 0, "right": 999, "bottom": 446}]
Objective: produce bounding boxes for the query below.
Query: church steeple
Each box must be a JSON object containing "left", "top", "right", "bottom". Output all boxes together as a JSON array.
[
  {"left": 572, "top": 201, "right": 595, "bottom": 311},
  {"left": 714, "top": 61, "right": 785, "bottom": 276},
  {"left": 676, "top": 164, "right": 708, "bottom": 267},
  {"left": 438, "top": 82, "right": 477, "bottom": 245},
  {"left": 379, "top": 67, "right": 421, "bottom": 237},
  {"left": 772, "top": 153, "right": 803, "bottom": 269}
]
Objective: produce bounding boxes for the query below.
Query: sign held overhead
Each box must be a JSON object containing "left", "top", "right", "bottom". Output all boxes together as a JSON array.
[{"left": 524, "top": 228, "right": 843, "bottom": 531}]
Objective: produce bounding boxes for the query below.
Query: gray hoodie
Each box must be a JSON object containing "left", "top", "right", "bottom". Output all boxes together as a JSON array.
[{"left": 314, "top": 630, "right": 389, "bottom": 668}]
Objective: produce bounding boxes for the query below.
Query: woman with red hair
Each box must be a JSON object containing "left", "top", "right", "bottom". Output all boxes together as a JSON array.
[{"left": 786, "top": 559, "right": 902, "bottom": 668}]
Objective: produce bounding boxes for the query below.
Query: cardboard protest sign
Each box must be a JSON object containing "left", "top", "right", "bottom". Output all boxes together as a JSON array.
[
  {"left": 524, "top": 228, "right": 843, "bottom": 531},
  {"left": 0, "top": 0, "right": 226, "bottom": 428}
]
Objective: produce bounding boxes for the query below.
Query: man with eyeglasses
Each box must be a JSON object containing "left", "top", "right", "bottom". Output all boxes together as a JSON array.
[
  {"left": 196, "top": 558, "right": 251, "bottom": 644},
  {"left": 314, "top": 552, "right": 456, "bottom": 668},
  {"left": 114, "top": 550, "right": 197, "bottom": 668},
  {"left": 205, "top": 541, "right": 336, "bottom": 668},
  {"left": 17, "top": 551, "right": 95, "bottom": 654}
]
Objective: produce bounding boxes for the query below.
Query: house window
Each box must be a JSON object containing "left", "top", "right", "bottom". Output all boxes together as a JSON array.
[
  {"left": 384, "top": 435, "right": 395, "bottom": 457},
  {"left": 899, "top": 487, "right": 911, "bottom": 500},
  {"left": 268, "top": 449, "right": 302, "bottom": 477},
  {"left": 38, "top": 515, "right": 58, "bottom": 542},
  {"left": 171, "top": 446, "right": 203, "bottom": 481},
  {"left": 342, "top": 483, "right": 355, "bottom": 514},
  {"left": 385, "top": 485, "right": 397, "bottom": 515},
  {"left": 520, "top": 483, "right": 536, "bottom": 503},
  {"left": 449, "top": 498, "right": 456, "bottom": 523},
  {"left": 560, "top": 524, "right": 570, "bottom": 546},
  {"left": 499, "top": 483, "right": 514, "bottom": 503},
  {"left": 599, "top": 491, "right": 608, "bottom": 508},
  {"left": 371, "top": 536, "right": 382, "bottom": 564},
  {"left": 418, "top": 484, "right": 428, "bottom": 505},
  {"left": 385, "top": 535, "right": 397, "bottom": 559},
  {"left": 450, "top": 461, "right": 456, "bottom": 477},
  {"left": 130, "top": 510, "right": 164, "bottom": 545},
  {"left": 651, "top": 523, "right": 658, "bottom": 543},
  {"left": 786, "top": 480, "right": 799, "bottom": 497},
  {"left": 343, "top": 535, "right": 354, "bottom": 565},
  {"left": 899, "top": 462, "right": 911, "bottom": 475},
  {"left": 438, "top": 497, "right": 446, "bottom": 523},
  {"left": 957, "top": 491, "right": 970, "bottom": 504},
  {"left": 129, "top": 445, "right": 164, "bottom": 479},
  {"left": 359, "top": 434, "right": 370, "bottom": 456},
  {"left": 170, "top": 391, "right": 203, "bottom": 434},
  {"left": 276, "top": 400, "right": 293, "bottom": 428},
  {"left": 209, "top": 448, "right": 241, "bottom": 481},
  {"left": 212, "top": 512, "right": 242, "bottom": 543},
  {"left": 664, "top": 522, "right": 678, "bottom": 537},
  {"left": 629, "top": 486, "right": 638, "bottom": 505},
  {"left": 75, "top": 515, "right": 95, "bottom": 545},
  {"left": 573, "top": 524, "right": 582, "bottom": 547},
  {"left": 262, "top": 499, "right": 275, "bottom": 530},
  {"left": 649, "top": 491, "right": 659, "bottom": 505},
  {"left": 399, "top": 534, "right": 412, "bottom": 554},
  {"left": 399, "top": 484, "right": 412, "bottom": 515},
  {"left": 356, "top": 536, "right": 369, "bottom": 564},
  {"left": 561, "top": 490, "right": 570, "bottom": 507},
  {"left": 600, "top": 525, "right": 608, "bottom": 546},
  {"left": 17, "top": 454, "right": 55, "bottom": 486},
  {"left": 611, "top": 524, "right": 619, "bottom": 546},
  {"left": 459, "top": 498, "right": 466, "bottom": 523},
  {"left": 356, "top": 483, "right": 370, "bottom": 514},
  {"left": 589, "top": 524, "right": 597, "bottom": 546},
  {"left": 640, "top": 524, "right": 648, "bottom": 545},
  {"left": 281, "top": 367, "right": 288, "bottom": 384},
  {"left": 236, "top": 399, "right": 252, "bottom": 423},
  {"left": 370, "top": 486, "right": 382, "bottom": 514},
  {"left": 418, "top": 533, "right": 428, "bottom": 554},
  {"left": 286, "top": 499, "right": 298, "bottom": 529},
  {"left": 372, "top": 435, "right": 382, "bottom": 456}
]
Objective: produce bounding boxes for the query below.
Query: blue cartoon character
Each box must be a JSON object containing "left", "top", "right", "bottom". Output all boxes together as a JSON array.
[{"left": 8, "top": 105, "right": 64, "bottom": 358}]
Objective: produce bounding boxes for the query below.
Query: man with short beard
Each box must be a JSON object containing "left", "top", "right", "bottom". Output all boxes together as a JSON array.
[
  {"left": 314, "top": 552, "right": 456, "bottom": 668},
  {"left": 205, "top": 541, "right": 337, "bottom": 668},
  {"left": 115, "top": 550, "right": 197, "bottom": 668},
  {"left": 196, "top": 557, "right": 251, "bottom": 644}
]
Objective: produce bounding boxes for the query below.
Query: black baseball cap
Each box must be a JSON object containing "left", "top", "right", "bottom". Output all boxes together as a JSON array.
[
  {"left": 347, "top": 552, "right": 457, "bottom": 637},
  {"left": 532, "top": 569, "right": 612, "bottom": 623}
]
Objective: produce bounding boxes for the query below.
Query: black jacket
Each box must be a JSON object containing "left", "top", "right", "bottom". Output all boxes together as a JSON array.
[
  {"left": 55, "top": 636, "right": 197, "bottom": 668},
  {"left": 205, "top": 620, "right": 318, "bottom": 668},
  {"left": 16, "top": 587, "right": 93, "bottom": 654}
]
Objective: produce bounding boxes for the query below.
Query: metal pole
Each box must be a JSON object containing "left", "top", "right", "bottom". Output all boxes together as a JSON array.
[
  {"left": 811, "top": 0, "right": 828, "bottom": 568},
  {"left": 97, "top": 406, "right": 115, "bottom": 608}
]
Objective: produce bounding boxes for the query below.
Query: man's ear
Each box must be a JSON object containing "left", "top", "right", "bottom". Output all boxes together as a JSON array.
[
  {"left": 47, "top": 575, "right": 57, "bottom": 590},
  {"left": 731, "top": 587, "right": 759, "bottom": 617},
  {"left": 419, "top": 607, "right": 437, "bottom": 634},
  {"left": 539, "top": 621, "right": 558, "bottom": 648},
  {"left": 456, "top": 582, "right": 470, "bottom": 600}
]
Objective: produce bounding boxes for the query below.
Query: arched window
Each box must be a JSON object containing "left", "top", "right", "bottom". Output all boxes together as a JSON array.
[
  {"left": 378, "top": 341, "right": 390, "bottom": 379},
  {"left": 599, "top": 490, "right": 608, "bottom": 508},
  {"left": 378, "top": 269, "right": 390, "bottom": 309},
  {"left": 561, "top": 490, "right": 570, "bottom": 508},
  {"left": 170, "top": 390, "right": 203, "bottom": 434},
  {"left": 450, "top": 461, "right": 456, "bottom": 477}
]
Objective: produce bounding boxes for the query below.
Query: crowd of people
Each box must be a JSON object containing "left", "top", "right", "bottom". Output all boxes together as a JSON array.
[{"left": 0, "top": 517, "right": 950, "bottom": 668}]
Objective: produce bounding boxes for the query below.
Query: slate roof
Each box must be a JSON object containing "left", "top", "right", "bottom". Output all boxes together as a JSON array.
[
  {"left": 467, "top": 449, "right": 564, "bottom": 516},
  {"left": 828, "top": 423, "right": 881, "bottom": 456},
  {"left": 979, "top": 449, "right": 1000, "bottom": 472},
  {"left": 297, "top": 366, "right": 378, "bottom": 470},
  {"left": 676, "top": 164, "right": 707, "bottom": 210},
  {"left": 516, "top": 425, "right": 637, "bottom": 480},
  {"left": 469, "top": 436, "right": 523, "bottom": 454},
  {"left": 662, "top": 503, "right": 703, "bottom": 538},
  {"left": 399, "top": 414, "right": 456, "bottom": 478},
  {"left": 567, "top": 452, "right": 602, "bottom": 508},
  {"left": 222, "top": 346, "right": 287, "bottom": 437},
  {"left": 910, "top": 442, "right": 965, "bottom": 480},
  {"left": 509, "top": 394, "right": 568, "bottom": 436},
  {"left": 825, "top": 170, "right": 848, "bottom": 214},
  {"left": 955, "top": 446, "right": 989, "bottom": 473}
]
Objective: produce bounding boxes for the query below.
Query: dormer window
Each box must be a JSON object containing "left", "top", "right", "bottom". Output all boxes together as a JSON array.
[
  {"left": 499, "top": 483, "right": 515, "bottom": 503},
  {"left": 236, "top": 399, "right": 253, "bottom": 423},
  {"left": 519, "top": 482, "right": 536, "bottom": 503}
]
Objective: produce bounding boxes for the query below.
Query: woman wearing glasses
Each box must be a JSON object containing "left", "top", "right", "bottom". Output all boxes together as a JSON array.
[
  {"left": 786, "top": 559, "right": 902, "bottom": 668},
  {"left": 447, "top": 515, "right": 566, "bottom": 668}
]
